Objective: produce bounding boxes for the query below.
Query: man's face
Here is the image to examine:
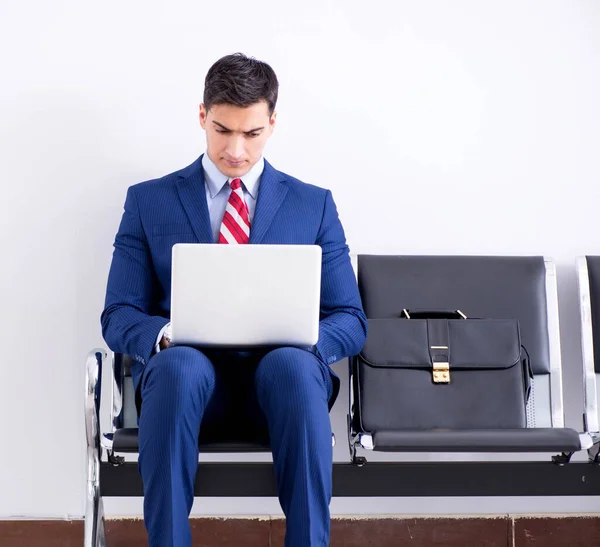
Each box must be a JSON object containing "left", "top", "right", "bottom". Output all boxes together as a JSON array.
[{"left": 199, "top": 101, "right": 276, "bottom": 178}]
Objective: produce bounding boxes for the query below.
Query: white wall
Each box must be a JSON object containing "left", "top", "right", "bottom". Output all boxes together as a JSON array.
[{"left": 1, "top": 0, "right": 599, "bottom": 518}]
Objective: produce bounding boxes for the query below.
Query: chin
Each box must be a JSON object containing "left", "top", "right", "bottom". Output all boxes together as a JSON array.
[{"left": 220, "top": 161, "right": 250, "bottom": 178}]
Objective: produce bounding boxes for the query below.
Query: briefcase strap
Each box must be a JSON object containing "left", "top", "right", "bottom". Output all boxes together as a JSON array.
[
  {"left": 401, "top": 309, "right": 468, "bottom": 320},
  {"left": 427, "top": 319, "right": 451, "bottom": 383}
]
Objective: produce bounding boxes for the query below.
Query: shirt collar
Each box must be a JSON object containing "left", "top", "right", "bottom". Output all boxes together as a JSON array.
[{"left": 202, "top": 153, "right": 264, "bottom": 199}]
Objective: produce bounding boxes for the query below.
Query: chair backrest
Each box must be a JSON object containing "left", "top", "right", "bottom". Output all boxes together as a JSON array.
[
  {"left": 357, "top": 255, "right": 566, "bottom": 428},
  {"left": 577, "top": 256, "right": 600, "bottom": 433}
]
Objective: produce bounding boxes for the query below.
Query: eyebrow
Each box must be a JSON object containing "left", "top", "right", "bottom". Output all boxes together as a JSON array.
[{"left": 212, "top": 121, "right": 264, "bottom": 134}]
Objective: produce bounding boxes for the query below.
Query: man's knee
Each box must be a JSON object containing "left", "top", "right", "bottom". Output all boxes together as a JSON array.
[
  {"left": 142, "top": 346, "right": 216, "bottom": 396},
  {"left": 255, "top": 347, "right": 328, "bottom": 405}
]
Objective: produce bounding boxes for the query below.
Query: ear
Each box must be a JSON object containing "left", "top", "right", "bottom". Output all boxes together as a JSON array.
[
  {"left": 269, "top": 110, "right": 277, "bottom": 134},
  {"left": 199, "top": 104, "right": 207, "bottom": 129}
]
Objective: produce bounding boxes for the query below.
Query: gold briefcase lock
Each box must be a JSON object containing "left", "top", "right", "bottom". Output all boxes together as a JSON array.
[{"left": 432, "top": 362, "right": 450, "bottom": 383}]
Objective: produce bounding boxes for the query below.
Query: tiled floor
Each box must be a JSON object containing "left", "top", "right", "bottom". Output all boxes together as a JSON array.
[{"left": 1, "top": 516, "right": 599, "bottom": 546}]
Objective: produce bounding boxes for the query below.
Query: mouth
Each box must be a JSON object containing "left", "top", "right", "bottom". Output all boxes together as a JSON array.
[{"left": 225, "top": 159, "right": 245, "bottom": 168}]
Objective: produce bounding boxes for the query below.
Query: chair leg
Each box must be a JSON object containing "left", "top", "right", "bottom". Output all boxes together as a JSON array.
[
  {"left": 85, "top": 349, "right": 108, "bottom": 547},
  {"left": 85, "top": 480, "right": 107, "bottom": 547}
]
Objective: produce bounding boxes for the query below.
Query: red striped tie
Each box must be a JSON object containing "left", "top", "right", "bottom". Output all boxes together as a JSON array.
[{"left": 218, "top": 178, "right": 250, "bottom": 244}]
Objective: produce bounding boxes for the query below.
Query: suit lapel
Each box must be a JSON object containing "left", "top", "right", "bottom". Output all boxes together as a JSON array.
[
  {"left": 250, "top": 160, "right": 288, "bottom": 244},
  {"left": 175, "top": 156, "right": 213, "bottom": 243}
]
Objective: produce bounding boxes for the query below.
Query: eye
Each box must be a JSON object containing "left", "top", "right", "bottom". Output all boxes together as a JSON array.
[
  {"left": 247, "top": 133, "right": 260, "bottom": 138},
  {"left": 216, "top": 129, "right": 229, "bottom": 134}
]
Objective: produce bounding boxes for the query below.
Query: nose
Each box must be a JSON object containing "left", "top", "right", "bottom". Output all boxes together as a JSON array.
[{"left": 225, "top": 135, "right": 245, "bottom": 161}]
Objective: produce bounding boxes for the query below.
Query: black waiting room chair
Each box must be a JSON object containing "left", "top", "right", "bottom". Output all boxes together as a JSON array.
[
  {"left": 85, "top": 351, "right": 335, "bottom": 547},
  {"left": 348, "top": 255, "right": 591, "bottom": 463}
]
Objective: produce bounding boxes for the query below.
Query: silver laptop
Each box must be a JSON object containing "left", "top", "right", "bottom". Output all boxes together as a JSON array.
[{"left": 170, "top": 244, "right": 322, "bottom": 347}]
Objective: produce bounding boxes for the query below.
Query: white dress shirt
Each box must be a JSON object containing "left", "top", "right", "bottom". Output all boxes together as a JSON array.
[
  {"left": 202, "top": 152, "right": 263, "bottom": 242},
  {"left": 154, "top": 154, "right": 265, "bottom": 352}
]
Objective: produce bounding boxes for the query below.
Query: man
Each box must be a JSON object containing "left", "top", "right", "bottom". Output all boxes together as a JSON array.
[{"left": 101, "top": 53, "right": 367, "bottom": 547}]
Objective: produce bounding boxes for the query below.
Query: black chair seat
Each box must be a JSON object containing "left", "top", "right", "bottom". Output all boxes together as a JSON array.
[
  {"left": 112, "top": 428, "right": 271, "bottom": 453},
  {"left": 371, "top": 428, "right": 582, "bottom": 452}
]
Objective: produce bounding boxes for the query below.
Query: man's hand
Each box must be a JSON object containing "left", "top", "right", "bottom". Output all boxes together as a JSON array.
[{"left": 159, "top": 335, "right": 171, "bottom": 351}]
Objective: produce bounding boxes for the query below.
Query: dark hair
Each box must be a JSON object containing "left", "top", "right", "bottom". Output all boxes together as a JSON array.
[{"left": 203, "top": 53, "right": 279, "bottom": 116}]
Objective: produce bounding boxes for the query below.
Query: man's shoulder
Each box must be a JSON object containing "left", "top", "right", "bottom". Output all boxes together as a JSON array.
[
  {"left": 271, "top": 164, "right": 329, "bottom": 199},
  {"left": 128, "top": 157, "right": 201, "bottom": 196}
]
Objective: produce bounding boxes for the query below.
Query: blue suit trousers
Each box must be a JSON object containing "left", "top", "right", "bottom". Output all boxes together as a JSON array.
[{"left": 138, "top": 346, "right": 334, "bottom": 547}]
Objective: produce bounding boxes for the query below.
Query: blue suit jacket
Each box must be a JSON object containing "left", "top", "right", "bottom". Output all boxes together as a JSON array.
[{"left": 101, "top": 155, "right": 367, "bottom": 406}]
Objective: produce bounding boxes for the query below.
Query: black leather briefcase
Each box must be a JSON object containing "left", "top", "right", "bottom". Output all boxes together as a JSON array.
[{"left": 353, "top": 310, "right": 532, "bottom": 431}]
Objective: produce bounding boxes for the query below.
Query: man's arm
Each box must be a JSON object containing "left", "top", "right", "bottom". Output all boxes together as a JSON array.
[
  {"left": 313, "top": 190, "right": 367, "bottom": 365},
  {"left": 101, "top": 185, "right": 169, "bottom": 365}
]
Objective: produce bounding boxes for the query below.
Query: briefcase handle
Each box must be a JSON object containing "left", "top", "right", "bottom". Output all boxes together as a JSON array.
[{"left": 401, "top": 309, "right": 468, "bottom": 320}]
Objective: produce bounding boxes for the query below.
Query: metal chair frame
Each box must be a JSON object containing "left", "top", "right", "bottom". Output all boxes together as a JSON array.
[{"left": 84, "top": 256, "right": 600, "bottom": 547}]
